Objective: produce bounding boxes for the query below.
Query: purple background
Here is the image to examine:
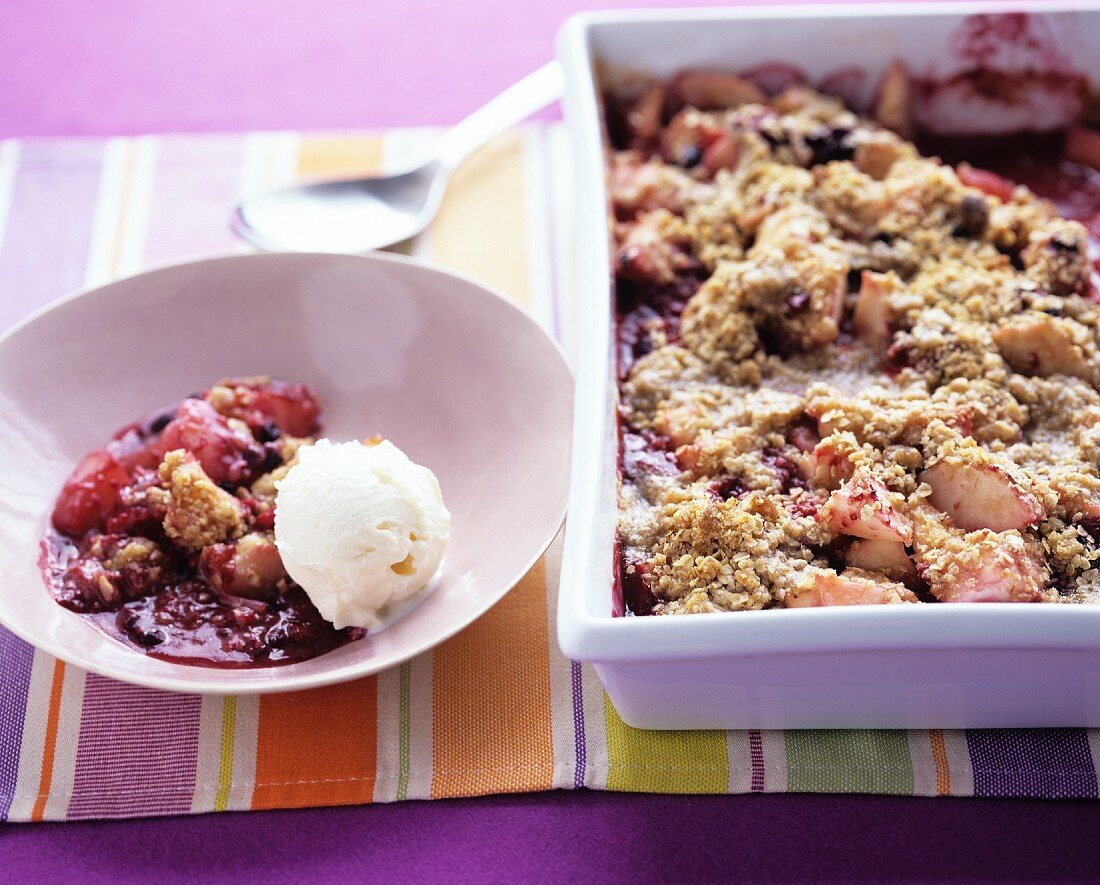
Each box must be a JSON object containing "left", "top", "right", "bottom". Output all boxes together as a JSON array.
[
  {"left": 3, "top": 0, "right": 1100, "bottom": 879},
  {"left": 0, "top": 0, "right": 927, "bottom": 137}
]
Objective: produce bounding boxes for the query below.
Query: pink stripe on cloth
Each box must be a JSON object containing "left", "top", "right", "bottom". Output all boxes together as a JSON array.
[
  {"left": 0, "top": 139, "right": 104, "bottom": 330},
  {"left": 142, "top": 135, "right": 244, "bottom": 266},
  {"left": 67, "top": 676, "right": 202, "bottom": 819}
]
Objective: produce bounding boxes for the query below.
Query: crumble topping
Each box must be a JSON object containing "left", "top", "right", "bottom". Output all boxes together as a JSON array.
[
  {"left": 157, "top": 448, "right": 246, "bottom": 550},
  {"left": 609, "top": 69, "right": 1100, "bottom": 612}
]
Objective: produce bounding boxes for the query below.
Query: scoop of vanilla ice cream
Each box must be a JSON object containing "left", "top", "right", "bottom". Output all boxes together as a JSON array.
[{"left": 274, "top": 439, "right": 450, "bottom": 629}]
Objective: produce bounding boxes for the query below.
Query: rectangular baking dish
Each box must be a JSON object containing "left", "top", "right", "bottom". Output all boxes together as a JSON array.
[{"left": 556, "top": 1, "right": 1100, "bottom": 729}]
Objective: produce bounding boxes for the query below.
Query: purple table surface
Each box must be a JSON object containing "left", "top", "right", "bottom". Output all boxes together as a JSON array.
[
  {"left": 6, "top": 792, "right": 1100, "bottom": 883},
  {"left": 2, "top": 0, "right": 1099, "bottom": 880}
]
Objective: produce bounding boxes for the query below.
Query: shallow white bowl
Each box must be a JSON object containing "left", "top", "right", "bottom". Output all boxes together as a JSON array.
[{"left": 0, "top": 252, "right": 572, "bottom": 694}]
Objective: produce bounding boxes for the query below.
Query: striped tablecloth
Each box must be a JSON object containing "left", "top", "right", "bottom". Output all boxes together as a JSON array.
[{"left": 1, "top": 127, "right": 1098, "bottom": 822}]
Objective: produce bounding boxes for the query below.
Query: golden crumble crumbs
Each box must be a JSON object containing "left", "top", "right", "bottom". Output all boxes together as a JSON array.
[
  {"left": 610, "top": 71, "right": 1100, "bottom": 612},
  {"left": 157, "top": 449, "right": 245, "bottom": 550}
]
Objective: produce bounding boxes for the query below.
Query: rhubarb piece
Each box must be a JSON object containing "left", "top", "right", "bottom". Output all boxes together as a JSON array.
[
  {"left": 820, "top": 469, "right": 913, "bottom": 543},
  {"left": 786, "top": 568, "right": 918, "bottom": 607},
  {"left": 51, "top": 449, "right": 131, "bottom": 536},
  {"left": 158, "top": 398, "right": 263, "bottom": 486}
]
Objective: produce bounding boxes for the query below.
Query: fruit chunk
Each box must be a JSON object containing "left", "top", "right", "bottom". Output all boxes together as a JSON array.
[
  {"left": 667, "top": 70, "right": 766, "bottom": 112},
  {"left": 615, "top": 211, "right": 693, "bottom": 284},
  {"left": 910, "top": 502, "right": 1050, "bottom": 603},
  {"left": 920, "top": 458, "right": 1043, "bottom": 532},
  {"left": 1066, "top": 125, "right": 1100, "bottom": 172},
  {"left": 625, "top": 80, "right": 665, "bottom": 144},
  {"left": 207, "top": 378, "right": 322, "bottom": 438},
  {"left": 51, "top": 449, "right": 131, "bottom": 535},
  {"left": 852, "top": 270, "right": 898, "bottom": 351},
  {"left": 250, "top": 384, "right": 322, "bottom": 438},
  {"left": 808, "top": 433, "right": 857, "bottom": 490},
  {"left": 200, "top": 533, "right": 287, "bottom": 600},
  {"left": 993, "top": 314, "right": 1092, "bottom": 380},
  {"left": 873, "top": 61, "right": 913, "bottom": 139},
  {"left": 820, "top": 469, "right": 913, "bottom": 543},
  {"left": 786, "top": 568, "right": 918, "bottom": 607},
  {"left": 659, "top": 109, "right": 741, "bottom": 173},
  {"left": 845, "top": 538, "right": 917, "bottom": 584},
  {"left": 956, "top": 163, "right": 1015, "bottom": 202},
  {"left": 933, "top": 535, "right": 1048, "bottom": 602},
  {"left": 158, "top": 398, "right": 262, "bottom": 485},
  {"left": 787, "top": 422, "right": 820, "bottom": 454}
]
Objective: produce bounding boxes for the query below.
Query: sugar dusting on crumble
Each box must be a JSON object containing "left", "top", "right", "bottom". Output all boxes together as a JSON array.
[{"left": 610, "top": 74, "right": 1100, "bottom": 612}]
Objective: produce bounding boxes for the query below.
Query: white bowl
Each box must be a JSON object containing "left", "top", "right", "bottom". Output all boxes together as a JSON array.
[
  {"left": 0, "top": 252, "right": 572, "bottom": 694},
  {"left": 556, "top": 2, "right": 1100, "bottom": 729}
]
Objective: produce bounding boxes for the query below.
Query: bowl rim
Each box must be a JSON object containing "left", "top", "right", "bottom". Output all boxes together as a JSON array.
[{"left": 0, "top": 249, "right": 572, "bottom": 694}]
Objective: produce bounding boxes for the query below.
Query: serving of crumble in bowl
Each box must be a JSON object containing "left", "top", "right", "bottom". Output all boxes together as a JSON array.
[{"left": 0, "top": 251, "right": 571, "bottom": 693}]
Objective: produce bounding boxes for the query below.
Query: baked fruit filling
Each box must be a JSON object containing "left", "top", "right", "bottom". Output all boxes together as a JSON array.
[
  {"left": 608, "top": 68, "right": 1100, "bottom": 613},
  {"left": 41, "top": 377, "right": 362, "bottom": 665}
]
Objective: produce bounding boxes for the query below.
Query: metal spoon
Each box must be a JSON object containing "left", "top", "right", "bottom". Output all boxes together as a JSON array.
[{"left": 229, "top": 62, "right": 563, "bottom": 254}]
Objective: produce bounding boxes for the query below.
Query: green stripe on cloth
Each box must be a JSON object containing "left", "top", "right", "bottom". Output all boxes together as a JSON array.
[
  {"left": 784, "top": 731, "right": 914, "bottom": 794},
  {"left": 604, "top": 696, "right": 729, "bottom": 793}
]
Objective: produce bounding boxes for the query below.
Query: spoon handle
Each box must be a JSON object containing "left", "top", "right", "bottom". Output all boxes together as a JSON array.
[{"left": 434, "top": 62, "right": 564, "bottom": 171}]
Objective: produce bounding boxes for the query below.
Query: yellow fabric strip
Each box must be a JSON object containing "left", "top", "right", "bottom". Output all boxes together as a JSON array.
[
  {"left": 604, "top": 695, "right": 730, "bottom": 793},
  {"left": 428, "top": 131, "right": 531, "bottom": 308},
  {"left": 214, "top": 696, "right": 237, "bottom": 812},
  {"left": 296, "top": 135, "right": 384, "bottom": 177}
]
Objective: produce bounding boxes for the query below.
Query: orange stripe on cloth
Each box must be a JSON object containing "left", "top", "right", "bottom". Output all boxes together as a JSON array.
[
  {"left": 248, "top": 132, "right": 387, "bottom": 813},
  {"left": 251, "top": 679, "right": 378, "bottom": 809},
  {"left": 296, "top": 135, "right": 384, "bottom": 177},
  {"left": 30, "top": 659, "right": 66, "bottom": 821},
  {"left": 930, "top": 729, "right": 951, "bottom": 796},
  {"left": 426, "top": 126, "right": 551, "bottom": 797},
  {"left": 431, "top": 561, "right": 554, "bottom": 797}
]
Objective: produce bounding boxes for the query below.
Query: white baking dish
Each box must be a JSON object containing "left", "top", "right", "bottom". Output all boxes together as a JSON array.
[{"left": 556, "top": 1, "right": 1100, "bottom": 729}]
